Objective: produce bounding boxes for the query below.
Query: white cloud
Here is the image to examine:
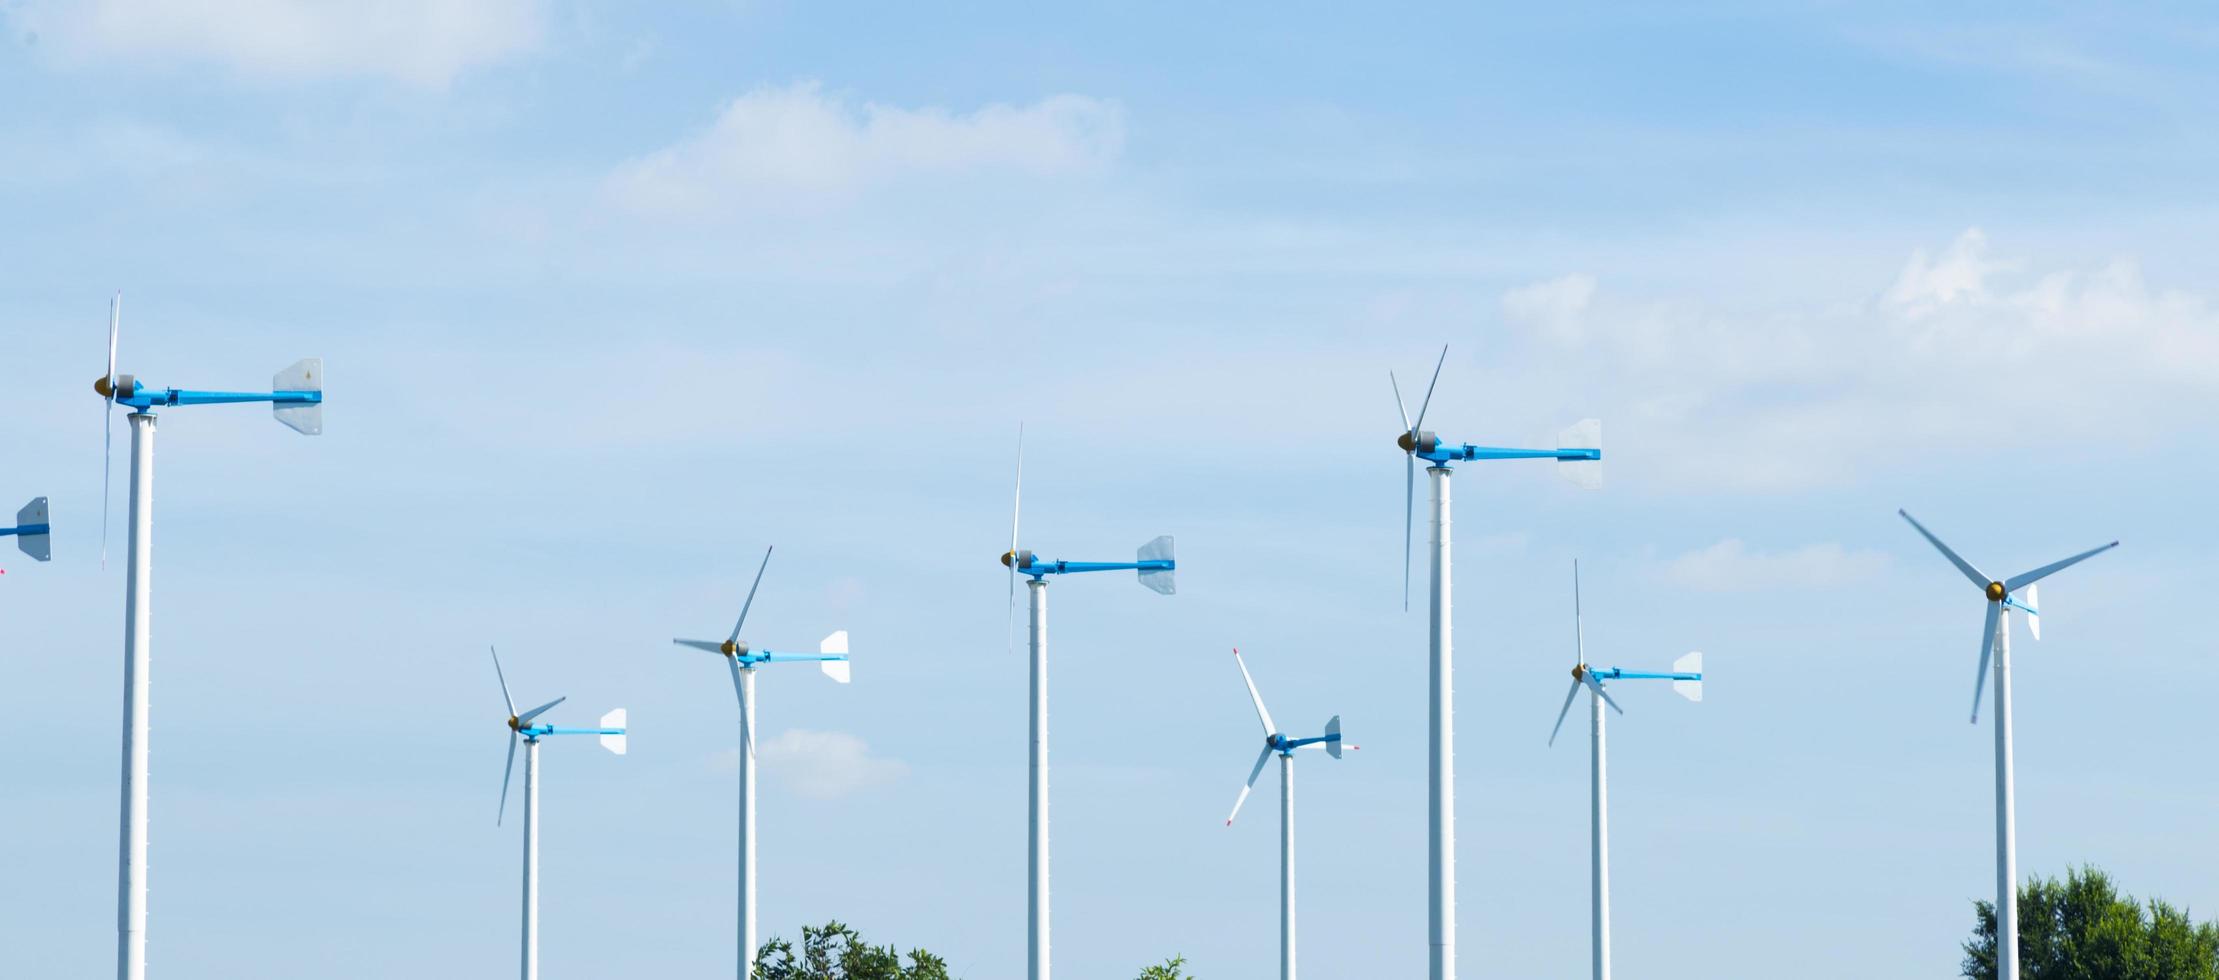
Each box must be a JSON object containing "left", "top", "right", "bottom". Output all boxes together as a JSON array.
[
  {"left": 1658, "top": 539, "right": 1889, "bottom": 592},
  {"left": 1502, "top": 273, "right": 1597, "bottom": 344},
  {"left": 1499, "top": 229, "right": 2219, "bottom": 490},
  {"left": 743, "top": 728, "right": 905, "bottom": 800},
  {"left": 7, "top": 0, "right": 543, "bottom": 87},
  {"left": 605, "top": 82, "right": 1124, "bottom": 215}
]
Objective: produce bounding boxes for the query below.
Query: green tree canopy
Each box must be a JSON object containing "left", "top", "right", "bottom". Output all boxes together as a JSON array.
[
  {"left": 756, "top": 920, "right": 952, "bottom": 980},
  {"left": 1136, "top": 955, "right": 1196, "bottom": 980},
  {"left": 1964, "top": 866, "right": 2219, "bottom": 980}
]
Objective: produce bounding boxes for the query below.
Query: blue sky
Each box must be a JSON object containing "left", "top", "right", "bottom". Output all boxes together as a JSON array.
[{"left": 4, "top": 3, "right": 2218, "bottom": 977}]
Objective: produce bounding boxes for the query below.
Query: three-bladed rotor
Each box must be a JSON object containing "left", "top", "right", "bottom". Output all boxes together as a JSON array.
[
  {"left": 1389, "top": 345, "right": 1604, "bottom": 609},
  {"left": 1225, "top": 648, "right": 1350, "bottom": 826},
  {"left": 489, "top": 646, "right": 624, "bottom": 826},
  {"left": 1548, "top": 561, "right": 1702, "bottom": 745},
  {"left": 92, "top": 293, "right": 324, "bottom": 567},
  {"left": 1898, "top": 510, "right": 2119, "bottom": 723},
  {"left": 669, "top": 545, "right": 853, "bottom": 754}
]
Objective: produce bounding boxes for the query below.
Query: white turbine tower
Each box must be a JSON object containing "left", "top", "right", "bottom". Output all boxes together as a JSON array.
[
  {"left": 1224, "top": 648, "right": 1351, "bottom": 980},
  {"left": 489, "top": 647, "right": 628, "bottom": 980},
  {"left": 1545, "top": 561, "right": 1702, "bottom": 980},
  {"left": 998, "top": 425, "right": 1176, "bottom": 980},
  {"left": 1899, "top": 510, "right": 2117, "bottom": 980},
  {"left": 1390, "top": 345, "right": 1602, "bottom": 980},
  {"left": 93, "top": 293, "right": 322, "bottom": 980},
  {"left": 668, "top": 545, "right": 852, "bottom": 979}
]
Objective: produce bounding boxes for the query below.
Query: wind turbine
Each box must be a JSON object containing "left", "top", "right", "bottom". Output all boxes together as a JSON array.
[
  {"left": 668, "top": 545, "right": 852, "bottom": 980},
  {"left": 1545, "top": 561, "right": 1701, "bottom": 980},
  {"left": 1224, "top": 648, "right": 1351, "bottom": 980},
  {"left": 1, "top": 496, "right": 52, "bottom": 570},
  {"left": 999, "top": 426, "right": 1176, "bottom": 980},
  {"left": 93, "top": 293, "right": 322, "bottom": 980},
  {"left": 1390, "top": 343, "right": 1601, "bottom": 980},
  {"left": 489, "top": 646, "right": 627, "bottom": 980},
  {"left": 1898, "top": 510, "right": 2117, "bottom": 980}
]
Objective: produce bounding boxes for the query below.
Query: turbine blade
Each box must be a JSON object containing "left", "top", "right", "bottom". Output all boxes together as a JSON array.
[
  {"left": 498, "top": 731, "right": 518, "bottom": 826},
  {"left": 1411, "top": 343, "right": 1446, "bottom": 435},
  {"left": 1226, "top": 746, "right": 1272, "bottom": 825},
  {"left": 1402, "top": 454, "right": 1414, "bottom": 611},
  {"left": 1231, "top": 648, "right": 1277, "bottom": 737},
  {"left": 1573, "top": 559, "right": 1585, "bottom": 665},
  {"left": 2004, "top": 541, "right": 2119, "bottom": 592},
  {"left": 1007, "top": 423, "right": 1024, "bottom": 655},
  {"left": 517, "top": 696, "right": 565, "bottom": 725},
  {"left": 1583, "top": 673, "right": 1624, "bottom": 715},
  {"left": 101, "top": 293, "right": 119, "bottom": 571},
  {"left": 100, "top": 399, "right": 113, "bottom": 569},
  {"left": 489, "top": 646, "right": 516, "bottom": 717},
  {"left": 673, "top": 639, "right": 725, "bottom": 653},
  {"left": 728, "top": 545, "right": 773, "bottom": 646},
  {"left": 1898, "top": 510, "right": 1991, "bottom": 590},
  {"left": 1547, "top": 678, "right": 1581, "bottom": 746},
  {"left": 1390, "top": 370, "right": 1411, "bottom": 433},
  {"left": 1971, "top": 601, "right": 1998, "bottom": 725}
]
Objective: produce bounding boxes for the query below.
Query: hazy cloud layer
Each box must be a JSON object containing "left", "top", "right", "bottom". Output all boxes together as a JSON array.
[
  {"left": 747, "top": 728, "right": 907, "bottom": 800},
  {"left": 1502, "top": 229, "right": 2219, "bottom": 490},
  {"left": 1657, "top": 538, "right": 1890, "bottom": 592},
  {"left": 606, "top": 82, "right": 1124, "bottom": 215},
  {"left": 6, "top": 0, "right": 543, "bottom": 87}
]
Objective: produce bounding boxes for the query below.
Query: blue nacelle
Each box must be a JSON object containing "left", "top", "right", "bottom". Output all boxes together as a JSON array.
[
  {"left": 1402, "top": 428, "right": 1601, "bottom": 465},
  {"left": 98, "top": 376, "right": 322, "bottom": 412}
]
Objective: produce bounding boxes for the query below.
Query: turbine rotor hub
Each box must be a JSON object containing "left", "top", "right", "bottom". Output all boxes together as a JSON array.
[
  {"left": 506, "top": 715, "right": 521, "bottom": 731},
  {"left": 1396, "top": 430, "right": 1439, "bottom": 454},
  {"left": 1986, "top": 581, "right": 2006, "bottom": 602},
  {"left": 1571, "top": 663, "right": 1586, "bottom": 680},
  {"left": 721, "top": 640, "right": 739, "bottom": 656},
  {"left": 1002, "top": 549, "right": 1034, "bottom": 570}
]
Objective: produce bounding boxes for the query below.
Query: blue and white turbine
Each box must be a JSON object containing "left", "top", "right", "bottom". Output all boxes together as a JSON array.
[
  {"left": 1545, "top": 561, "right": 1702, "bottom": 980},
  {"left": 1, "top": 496, "right": 52, "bottom": 569},
  {"left": 1391, "top": 344, "right": 1601, "bottom": 980},
  {"left": 490, "top": 647, "right": 627, "bottom": 980},
  {"left": 1898, "top": 510, "right": 2117, "bottom": 980},
  {"left": 93, "top": 293, "right": 322, "bottom": 980},
  {"left": 1224, "top": 648, "right": 1350, "bottom": 980},
  {"left": 998, "top": 425, "right": 1176, "bottom": 980},
  {"left": 668, "top": 545, "right": 851, "bottom": 980}
]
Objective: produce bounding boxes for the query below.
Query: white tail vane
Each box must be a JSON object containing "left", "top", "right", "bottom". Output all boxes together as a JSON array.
[
  {"left": 599, "top": 709, "right": 627, "bottom": 755},
  {"left": 1138, "top": 535, "right": 1175, "bottom": 594},
  {"left": 16, "top": 497, "right": 50, "bottom": 561},
  {"left": 1673, "top": 652, "right": 1704, "bottom": 702},
  {"left": 1325, "top": 715, "right": 1343, "bottom": 759},
  {"left": 820, "top": 630, "right": 852, "bottom": 683},
  {"left": 272, "top": 358, "right": 323, "bottom": 435},
  {"left": 2023, "top": 583, "right": 2041, "bottom": 641},
  {"left": 1558, "top": 419, "right": 1603, "bottom": 490}
]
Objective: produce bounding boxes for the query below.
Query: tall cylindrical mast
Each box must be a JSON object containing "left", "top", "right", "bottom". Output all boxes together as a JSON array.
[
  {"left": 1591, "top": 689, "right": 1610, "bottom": 980},
  {"left": 1028, "top": 578, "right": 1050, "bottom": 980},
  {"left": 522, "top": 739, "right": 541, "bottom": 980},
  {"left": 1427, "top": 464, "right": 1455, "bottom": 980},
  {"left": 1281, "top": 752, "right": 1296, "bottom": 980},
  {"left": 115, "top": 412, "right": 156, "bottom": 980},
  {"left": 740, "top": 667, "right": 759, "bottom": 980},
  {"left": 1994, "top": 612, "right": 2017, "bottom": 980}
]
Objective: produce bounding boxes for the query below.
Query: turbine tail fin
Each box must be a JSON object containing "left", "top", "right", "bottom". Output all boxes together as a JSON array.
[{"left": 273, "top": 358, "right": 323, "bottom": 435}]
